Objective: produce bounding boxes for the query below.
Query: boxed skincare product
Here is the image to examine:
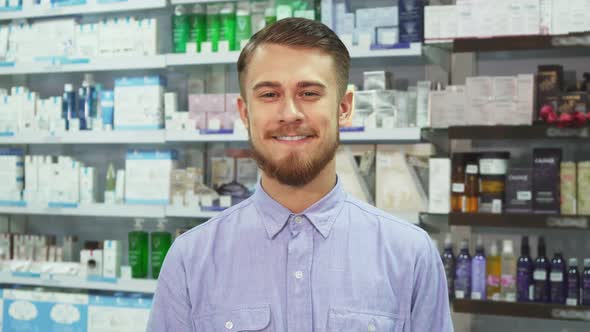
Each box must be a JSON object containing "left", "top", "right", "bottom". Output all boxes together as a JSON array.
[
  {"left": 114, "top": 76, "right": 165, "bottom": 130},
  {"left": 80, "top": 249, "right": 103, "bottom": 277},
  {"left": 577, "top": 162, "right": 590, "bottom": 215},
  {"left": 103, "top": 240, "right": 122, "bottom": 278},
  {"left": 532, "top": 148, "right": 562, "bottom": 214},
  {"left": 560, "top": 162, "right": 577, "bottom": 215},
  {"left": 428, "top": 157, "right": 451, "bottom": 214},
  {"left": 125, "top": 149, "right": 178, "bottom": 205},
  {"left": 505, "top": 168, "right": 533, "bottom": 213}
]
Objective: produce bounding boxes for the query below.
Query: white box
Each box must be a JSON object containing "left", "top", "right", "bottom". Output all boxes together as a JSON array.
[
  {"left": 428, "top": 158, "right": 451, "bottom": 214},
  {"left": 80, "top": 249, "right": 103, "bottom": 277},
  {"left": 80, "top": 166, "right": 97, "bottom": 204},
  {"left": 75, "top": 23, "right": 99, "bottom": 58},
  {"left": 114, "top": 76, "right": 164, "bottom": 130},
  {"left": 103, "top": 240, "right": 122, "bottom": 278},
  {"left": 516, "top": 74, "right": 535, "bottom": 125},
  {"left": 115, "top": 169, "right": 125, "bottom": 204},
  {"left": 552, "top": 0, "right": 570, "bottom": 35},
  {"left": 125, "top": 150, "right": 177, "bottom": 205}
]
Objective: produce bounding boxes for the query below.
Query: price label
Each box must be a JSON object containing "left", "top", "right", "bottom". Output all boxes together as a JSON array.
[
  {"left": 550, "top": 272, "right": 563, "bottom": 282},
  {"left": 566, "top": 298, "right": 578, "bottom": 306},
  {"left": 466, "top": 165, "right": 478, "bottom": 174},
  {"left": 517, "top": 191, "right": 532, "bottom": 201},
  {"left": 533, "top": 270, "right": 547, "bottom": 280},
  {"left": 452, "top": 183, "right": 465, "bottom": 193},
  {"left": 455, "top": 290, "right": 465, "bottom": 299}
]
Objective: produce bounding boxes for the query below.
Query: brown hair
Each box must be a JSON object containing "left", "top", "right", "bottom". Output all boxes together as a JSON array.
[{"left": 237, "top": 17, "right": 350, "bottom": 99}]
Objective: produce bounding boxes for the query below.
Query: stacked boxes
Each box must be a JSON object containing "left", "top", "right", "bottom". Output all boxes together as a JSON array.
[
  {"left": 0, "top": 148, "right": 24, "bottom": 202},
  {"left": 124, "top": 149, "right": 178, "bottom": 205},
  {"left": 114, "top": 76, "right": 165, "bottom": 130}
]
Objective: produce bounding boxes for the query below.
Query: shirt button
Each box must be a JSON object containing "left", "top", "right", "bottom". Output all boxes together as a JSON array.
[
  {"left": 225, "top": 321, "right": 234, "bottom": 330},
  {"left": 368, "top": 323, "right": 376, "bottom": 332},
  {"left": 294, "top": 271, "right": 303, "bottom": 279},
  {"left": 294, "top": 216, "right": 303, "bottom": 223}
]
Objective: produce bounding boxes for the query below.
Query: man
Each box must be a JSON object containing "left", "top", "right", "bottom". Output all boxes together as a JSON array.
[{"left": 148, "top": 18, "right": 453, "bottom": 331}]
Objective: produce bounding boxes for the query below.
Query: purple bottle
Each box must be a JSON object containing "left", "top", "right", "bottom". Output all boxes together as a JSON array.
[
  {"left": 583, "top": 258, "right": 590, "bottom": 306},
  {"left": 533, "top": 237, "right": 550, "bottom": 302},
  {"left": 566, "top": 258, "right": 580, "bottom": 306},
  {"left": 517, "top": 236, "right": 534, "bottom": 302},
  {"left": 550, "top": 252, "right": 567, "bottom": 304},
  {"left": 471, "top": 236, "right": 486, "bottom": 300},
  {"left": 454, "top": 239, "right": 471, "bottom": 299},
  {"left": 441, "top": 234, "right": 456, "bottom": 300}
]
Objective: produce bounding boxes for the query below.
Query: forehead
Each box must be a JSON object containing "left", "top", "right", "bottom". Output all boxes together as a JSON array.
[{"left": 244, "top": 43, "right": 337, "bottom": 88}]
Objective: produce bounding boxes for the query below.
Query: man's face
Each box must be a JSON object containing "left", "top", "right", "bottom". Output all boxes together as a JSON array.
[{"left": 237, "top": 43, "right": 352, "bottom": 187}]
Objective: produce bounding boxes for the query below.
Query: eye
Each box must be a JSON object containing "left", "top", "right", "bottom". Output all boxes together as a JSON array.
[
  {"left": 303, "top": 91, "right": 318, "bottom": 97},
  {"left": 260, "top": 92, "right": 278, "bottom": 99}
]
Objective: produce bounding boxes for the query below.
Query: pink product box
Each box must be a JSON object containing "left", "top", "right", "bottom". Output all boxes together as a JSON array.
[
  {"left": 206, "top": 112, "right": 237, "bottom": 131},
  {"left": 189, "top": 112, "right": 207, "bottom": 130},
  {"left": 225, "top": 93, "right": 240, "bottom": 113},
  {"left": 189, "top": 94, "right": 226, "bottom": 113}
]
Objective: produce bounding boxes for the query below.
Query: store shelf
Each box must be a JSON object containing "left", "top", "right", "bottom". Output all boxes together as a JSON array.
[
  {"left": 0, "top": 204, "right": 166, "bottom": 219},
  {"left": 0, "top": 272, "right": 157, "bottom": 293},
  {"left": 452, "top": 32, "right": 590, "bottom": 53},
  {"left": 348, "top": 43, "right": 423, "bottom": 58},
  {"left": 165, "top": 206, "right": 220, "bottom": 219},
  {"left": 171, "top": 0, "right": 237, "bottom": 4},
  {"left": 448, "top": 212, "right": 590, "bottom": 230},
  {"left": 0, "top": 130, "right": 166, "bottom": 145},
  {"left": 428, "top": 125, "right": 590, "bottom": 140},
  {"left": 0, "top": 0, "right": 167, "bottom": 21},
  {"left": 340, "top": 128, "right": 422, "bottom": 143},
  {"left": 165, "top": 52, "right": 241, "bottom": 67},
  {"left": 166, "top": 130, "right": 249, "bottom": 142},
  {"left": 453, "top": 299, "right": 590, "bottom": 322},
  {"left": 0, "top": 55, "right": 166, "bottom": 75}
]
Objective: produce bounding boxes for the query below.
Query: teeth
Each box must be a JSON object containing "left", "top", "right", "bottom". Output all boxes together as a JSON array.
[{"left": 276, "top": 136, "right": 307, "bottom": 141}]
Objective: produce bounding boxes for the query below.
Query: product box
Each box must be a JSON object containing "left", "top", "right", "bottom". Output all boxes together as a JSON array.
[
  {"left": 88, "top": 292, "right": 152, "bottom": 332},
  {"left": 205, "top": 112, "right": 235, "bottom": 132},
  {"left": 114, "top": 76, "right": 165, "bottom": 130},
  {"left": 225, "top": 93, "right": 240, "bottom": 113},
  {"left": 536, "top": 65, "right": 563, "bottom": 118},
  {"left": 577, "top": 162, "right": 590, "bottom": 215},
  {"left": 2, "top": 288, "right": 88, "bottom": 332},
  {"left": 398, "top": 0, "right": 424, "bottom": 43},
  {"left": 188, "top": 94, "right": 226, "bottom": 114},
  {"left": 125, "top": 149, "right": 178, "bottom": 205},
  {"left": 75, "top": 23, "right": 99, "bottom": 58},
  {"left": 428, "top": 157, "right": 451, "bottom": 213},
  {"left": 560, "top": 162, "right": 577, "bottom": 215},
  {"left": 79, "top": 167, "right": 97, "bottom": 204},
  {"left": 557, "top": 93, "right": 588, "bottom": 116},
  {"left": 103, "top": 240, "right": 121, "bottom": 278},
  {"left": 532, "top": 148, "right": 562, "bottom": 214},
  {"left": 80, "top": 249, "right": 103, "bottom": 277},
  {"left": 505, "top": 168, "right": 533, "bottom": 213}
]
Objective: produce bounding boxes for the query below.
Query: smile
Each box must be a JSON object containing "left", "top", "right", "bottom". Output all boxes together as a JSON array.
[{"left": 274, "top": 136, "right": 309, "bottom": 141}]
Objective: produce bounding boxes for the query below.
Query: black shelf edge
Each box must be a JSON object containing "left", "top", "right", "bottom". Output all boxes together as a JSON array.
[
  {"left": 448, "top": 213, "right": 590, "bottom": 230},
  {"left": 453, "top": 32, "right": 590, "bottom": 53},
  {"left": 448, "top": 125, "right": 590, "bottom": 140},
  {"left": 453, "top": 299, "right": 590, "bottom": 322}
]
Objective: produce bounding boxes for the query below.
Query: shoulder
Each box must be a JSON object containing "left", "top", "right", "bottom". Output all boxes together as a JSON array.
[{"left": 342, "top": 194, "right": 433, "bottom": 252}]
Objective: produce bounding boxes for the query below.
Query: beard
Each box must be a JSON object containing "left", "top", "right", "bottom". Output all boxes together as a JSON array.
[{"left": 249, "top": 123, "right": 339, "bottom": 187}]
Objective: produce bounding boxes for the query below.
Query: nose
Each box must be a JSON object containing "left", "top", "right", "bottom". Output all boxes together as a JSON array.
[{"left": 278, "top": 97, "right": 304, "bottom": 124}]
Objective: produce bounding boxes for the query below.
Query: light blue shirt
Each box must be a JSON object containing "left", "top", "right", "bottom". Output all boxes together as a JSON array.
[{"left": 147, "top": 179, "right": 453, "bottom": 331}]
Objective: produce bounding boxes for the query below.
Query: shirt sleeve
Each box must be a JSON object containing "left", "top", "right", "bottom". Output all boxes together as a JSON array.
[
  {"left": 147, "top": 242, "right": 193, "bottom": 332},
  {"left": 410, "top": 235, "right": 454, "bottom": 332}
]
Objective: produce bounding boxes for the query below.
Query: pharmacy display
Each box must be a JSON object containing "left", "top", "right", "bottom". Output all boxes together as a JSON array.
[{"left": 441, "top": 234, "right": 590, "bottom": 307}]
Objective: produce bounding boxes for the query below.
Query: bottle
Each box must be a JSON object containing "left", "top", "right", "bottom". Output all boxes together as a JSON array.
[
  {"left": 441, "top": 234, "right": 455, "bottom": 299},
  {"left": 566, "top": 258, "right": 580, "bottom": 306},
  {"left": 189, "top": 4, "right": 207, "bottom": 52},
  {"left": 235, "top": 2, "right": 252, "bottom": 49},
  {"left": 516, "top": 236, "right": 534, "bottom": 302},
  {"left": 128, "top": 219, "right": 149, "bottom": 278},
  {"left": 104, "top": 163, "right": 116, "bottom": 204},
  {"left": 77, "top": 87, "right": 87, "bottom": 130},
  {"left": 500, "top": 239, "right": 517, "bottom": 302},
  {"left": 463, "top": 162, "right": 479, "bottom": 213},
  {"left": 81, "top": 73, "right": 97, "bottom": 129},
  {"left": 206, "top": 3, "right": 221, "bottom": 52},
  {"left": 533, "top": 237, "right": 551, "bottom": 302},
  {"left": 219, "top": 2, "right": 237, "bottom": 51},
  {"left": 471, "top": 236, "right": 487, "bottom": 300},
  {"left": 151, "top": 219, "right": 173, "bottom": 279},
  {"left": 264, "top": 6, "right": 276, "bottom": 26},
  {"left": 582, "top": 258, "right": 590, "bottom": 306},
  {"left": 486, "top": 241, "right": 501, "bottom": 301},
  {"left": 550, "top": 252, "right": 567, "bottom": 304},
  {"left": 173, "top": 5, "right": 190, "bottom": 53},
  {"left": 62, "top": 83, "right": 76, "bottom": 130},
  {"left": 450, "top": 155, "right": 465, "bottom": 213},
  {"left": 454, "top": 239, "right": 471, "bottom": 299}
]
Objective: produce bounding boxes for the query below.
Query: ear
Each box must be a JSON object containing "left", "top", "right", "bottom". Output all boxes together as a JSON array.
[
  {"left": 337, "top": 89, "right": 354, "bottom": 128},
  {"left": 237, "top": 95, "right": 249, "bottom": 130}
]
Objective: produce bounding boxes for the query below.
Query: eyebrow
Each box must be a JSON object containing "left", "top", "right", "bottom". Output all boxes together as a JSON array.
[{"left": 252, "top": 80, "right": 327, "bottom": 91}]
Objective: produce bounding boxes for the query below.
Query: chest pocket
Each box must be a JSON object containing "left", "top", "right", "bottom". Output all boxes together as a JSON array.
[
  {"left": 327, "top": 307, "right": 404, "bottom": 332},
  {"left": 195, "top": 304, "right": 271, "bottom": 332}
]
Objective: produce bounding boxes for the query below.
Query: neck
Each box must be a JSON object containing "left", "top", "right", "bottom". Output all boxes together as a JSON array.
[{"left": 260, "top": 159, "right": 337, "bottom": 214}]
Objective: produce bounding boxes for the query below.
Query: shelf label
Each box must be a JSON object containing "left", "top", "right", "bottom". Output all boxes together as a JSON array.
[
  {"left": 339, "top": 126, "right": 365, "bottom": 132},
  {"left": 550, "top": 308, "right": 590, "bottom": 321},
  {"left": 11, "top": 271, "right": 41, "bottom": 278},
  {"left": 200, "top": 129, "right": 234, "bottom": 135},
  {"left": 546, "top": 127, "right": 590, "bottom": 138},
  {"left": 546, "top": 217, "right": 588, "bottom": 229},
  {"left": 517, "top": 191, "right": 531, "bottom": 201}
]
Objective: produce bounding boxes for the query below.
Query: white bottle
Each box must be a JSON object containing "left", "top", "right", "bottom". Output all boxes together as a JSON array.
[{"left": 500, "top": 239, "right": 517, "bottom": 302}]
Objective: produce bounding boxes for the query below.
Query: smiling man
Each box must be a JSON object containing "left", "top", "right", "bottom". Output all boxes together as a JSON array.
[{"left": 148, "top": 18, "right": 453, "bottom": 332}]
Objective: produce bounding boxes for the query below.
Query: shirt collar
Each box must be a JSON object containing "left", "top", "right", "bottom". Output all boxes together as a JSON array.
[{"left": 252, "top": 177, "right": 346, "bottom": 239}]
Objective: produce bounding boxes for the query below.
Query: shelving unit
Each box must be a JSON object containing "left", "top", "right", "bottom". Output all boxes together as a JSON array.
[
  {"left": 453, "top": 299, "right": 590, "bottom": 322},
  {"left": 0, "top": 0, "right": 167, "bottom": 21},
  {"left": 422, "top": 213, "right": 590, "bottom": 230},
  {"left": 0, "top": 272, "right": 157, "bottom": 293},
  {"left": 0, "top": 204, "right": 167, "bottom": 219}
]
